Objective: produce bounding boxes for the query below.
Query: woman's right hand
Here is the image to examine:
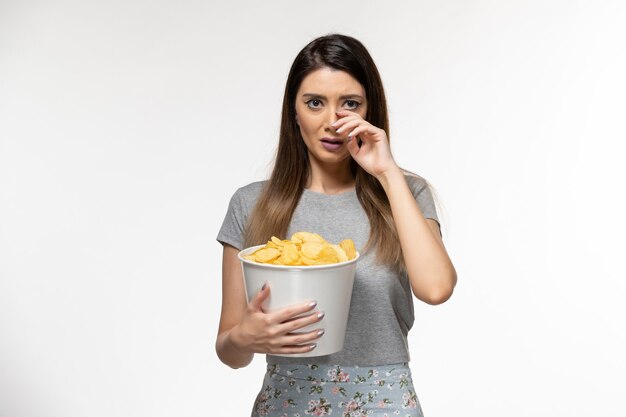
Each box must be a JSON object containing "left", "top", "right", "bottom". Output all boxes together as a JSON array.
[{"left": 230, "top": 283, "right": 325, "bottom": 355}]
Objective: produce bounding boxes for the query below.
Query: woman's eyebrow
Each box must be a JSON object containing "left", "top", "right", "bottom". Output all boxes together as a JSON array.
[{"left": 302, "top": 93, "right": 364, "bottom": 100}]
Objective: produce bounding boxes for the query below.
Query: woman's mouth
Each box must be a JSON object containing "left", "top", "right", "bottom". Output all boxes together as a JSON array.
[{"left": 320, "top": 137, "right": 344, "bottom": 152}]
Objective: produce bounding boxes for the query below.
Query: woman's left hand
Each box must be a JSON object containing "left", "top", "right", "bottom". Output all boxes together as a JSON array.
[{"left": 333, "top": 110, "right": 398, "bottom": 179}]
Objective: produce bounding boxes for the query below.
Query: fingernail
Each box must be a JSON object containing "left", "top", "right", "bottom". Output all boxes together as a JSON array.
[
  {"left": 317, "top": 312, "right": 325, "bottom": 319},
  {"left": 309, "top": 343, "right": 317, "bottom": 349},
  {"left": 317, "top": 330, "right": 325, "bottom": 337},
  {"left": 308, "top": 301, "right": 317, "bottom": 308},
  {"left": 331, "top": 121, "right": 337, "bottom": 127},
  {"left": 336, "top": 127, "right": 343, "bottom": 133},
  {"left": 261, "top": 282, "right": 267, "bottom": 291}
]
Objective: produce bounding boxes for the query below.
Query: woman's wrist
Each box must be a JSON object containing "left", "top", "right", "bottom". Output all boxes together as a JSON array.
[{"left": 376, "top": 164, "right": 404, "bottom": 191}]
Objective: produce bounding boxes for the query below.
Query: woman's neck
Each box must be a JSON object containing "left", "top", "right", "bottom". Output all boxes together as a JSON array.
[{"left": 305, "top": 159, "right": 355, "bottom": 195}]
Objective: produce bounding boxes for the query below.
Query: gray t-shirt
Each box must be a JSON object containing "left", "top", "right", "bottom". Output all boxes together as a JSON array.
[{"left": 216, "top": 174, "right": 440, "bottom": 366}]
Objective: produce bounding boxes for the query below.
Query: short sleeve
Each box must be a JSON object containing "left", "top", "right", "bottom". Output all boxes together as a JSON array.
[
  {"left": 405, "top": 174, "right": 441, "bottom": 235},
  {"left": 216, "top": 181, "right": 265, "bottom": 250},
  {"left": 216, "top": 188, "right": 247, "bottom": 250}
]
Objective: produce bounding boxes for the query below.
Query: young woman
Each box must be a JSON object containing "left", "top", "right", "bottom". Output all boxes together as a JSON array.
[{"left": 216, "top": 34, "right": 457, "bottom": 417}]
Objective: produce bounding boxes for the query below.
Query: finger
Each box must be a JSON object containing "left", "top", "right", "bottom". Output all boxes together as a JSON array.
[
  {"left": 348, "top": 124, "right": 379, "bottom": 139},
  {"left": 281, "top": 328, "right": 325, "bottom": 346},
  {"left": 335, "top": 110, "right": 360, "bottom": 118},
  {"left": 275, "top": 343, "right": 318, "bottom": 354},
  {"left": 275, "top": 309, "right": 324, "bottom": 334},
  {"left": 335, "top": 119, "right": 364, "bottom": 135},
  {"left": 346, "top": 136, "right": 361, "bottom": 157},
  {"left": 332, "top": 114, "right": 361, "bottom": 130},
  {"left": 269, "top": 300, "right": 318, "bottom": 324},
  {"left": 249, "top": 281, "right": 270, "bottom": 311}
]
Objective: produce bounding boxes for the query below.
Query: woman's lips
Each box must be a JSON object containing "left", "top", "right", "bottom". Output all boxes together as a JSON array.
[{"left": 320, "top": 137, "right": 344, "bottom": 152}]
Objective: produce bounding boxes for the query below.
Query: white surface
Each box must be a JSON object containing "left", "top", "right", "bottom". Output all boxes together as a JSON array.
[{"left": 1, "top": 1, "right": 625, "bottom": 416}]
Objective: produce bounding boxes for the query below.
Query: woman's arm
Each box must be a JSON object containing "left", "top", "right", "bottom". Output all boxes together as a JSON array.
[
  {"left": 215, "top": 245, "right": 255, "bottom": 369},
  {"left": 332, "top": 110, "right": 457, "bottom": 304},
  {"left": 378, "top": 168, "right": 457, "bottom": 304}
]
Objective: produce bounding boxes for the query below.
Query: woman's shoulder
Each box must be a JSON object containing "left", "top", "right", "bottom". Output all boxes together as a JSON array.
[
  {"left": 224, "top": 180, "right": 267, "bottom": 217},
  {"left": 234, "top": 180, "right": 267, "bottom": 194},
  {"left": 402, "top": 171, "right": 431, "bottom": 192},
  {"left": 230, "top": 180, "right": 268, "bottom": 203}
]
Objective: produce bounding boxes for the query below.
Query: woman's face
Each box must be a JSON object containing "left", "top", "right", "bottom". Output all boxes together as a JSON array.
[{"left": 295, "top": 67, "right": 367, "bottom": 166}]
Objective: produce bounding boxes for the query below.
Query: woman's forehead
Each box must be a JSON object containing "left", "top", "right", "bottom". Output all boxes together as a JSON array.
[{"left": 298, "top": 67, "right": 364, "bottom": 96}]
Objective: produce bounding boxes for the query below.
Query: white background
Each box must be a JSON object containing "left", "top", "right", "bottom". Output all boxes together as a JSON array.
[{"left": 1, "top": 1, "right": 625, "bottom": 416}]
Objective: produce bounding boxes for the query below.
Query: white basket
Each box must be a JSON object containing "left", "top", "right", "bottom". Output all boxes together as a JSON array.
[{"left": 238, "top": 245, "right": 359, "bottom": 357}]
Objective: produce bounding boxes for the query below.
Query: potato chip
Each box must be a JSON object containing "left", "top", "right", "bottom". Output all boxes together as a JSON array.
[
  {"left": 331, "top": 244, "right": 349, "bottom": 263},
  {"left": 265, "top": 240, "right": 281, "bottom": 250},
  {"left": 301, "top": 242, "right": 324, "bottom": 259},
  {"left": 314, "top": 245, "right": 339, "bottom": 265},
  {"left": 253, "top": 247, "right": 281, "bottom": 263},
  {"left": 340, "top": 239, "right": 357, "bottom": 260},
  {"left": 242, "top": 232, "right": 357, "bottom": 266},
  {"left": 278, "top": 242, "right": 299, "bottom": 265},
  {"left": 299, "top": 254, "right": 317, "bottom": 266},
  {"left": 291, "top": 232, "right": 326, "bottom": 244}
]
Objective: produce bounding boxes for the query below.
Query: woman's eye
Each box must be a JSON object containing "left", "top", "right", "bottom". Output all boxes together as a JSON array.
[
  {"left": 345, "top": 100, "right": 360, "bottom": 109},
  {"left": 306, "top": 99, "right": 322, "bottom": 109}
]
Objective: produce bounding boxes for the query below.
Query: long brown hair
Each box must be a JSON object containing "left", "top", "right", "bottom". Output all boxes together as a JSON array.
[{"left": 245, "top": 34, "right": 424, "bottom": 272}]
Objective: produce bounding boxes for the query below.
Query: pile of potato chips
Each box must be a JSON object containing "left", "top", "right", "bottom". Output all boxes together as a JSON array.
[{"left": 243, "top": 231, "right": 357, "bottom": 266}]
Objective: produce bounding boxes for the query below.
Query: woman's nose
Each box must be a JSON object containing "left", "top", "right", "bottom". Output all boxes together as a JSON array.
[{"left": 327, "top": 109, "right": 338, "bottom": 127}]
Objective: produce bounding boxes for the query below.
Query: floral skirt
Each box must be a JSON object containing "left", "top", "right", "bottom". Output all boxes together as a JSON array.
[{"left": 251, "top": 362, "right": 424, "bottom": 417}]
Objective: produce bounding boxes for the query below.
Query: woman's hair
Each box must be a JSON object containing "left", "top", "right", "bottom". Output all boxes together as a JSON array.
[{"left": 244, "top": 33, "right": 435, "bottom": 273}]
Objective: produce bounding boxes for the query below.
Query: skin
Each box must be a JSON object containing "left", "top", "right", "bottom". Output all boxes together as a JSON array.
[
  {"left": 216, "top": 67, "right": 457, "bottom": 369},
  {"left": 294, "top": 67, "right": 366, "bottom": 193}
]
